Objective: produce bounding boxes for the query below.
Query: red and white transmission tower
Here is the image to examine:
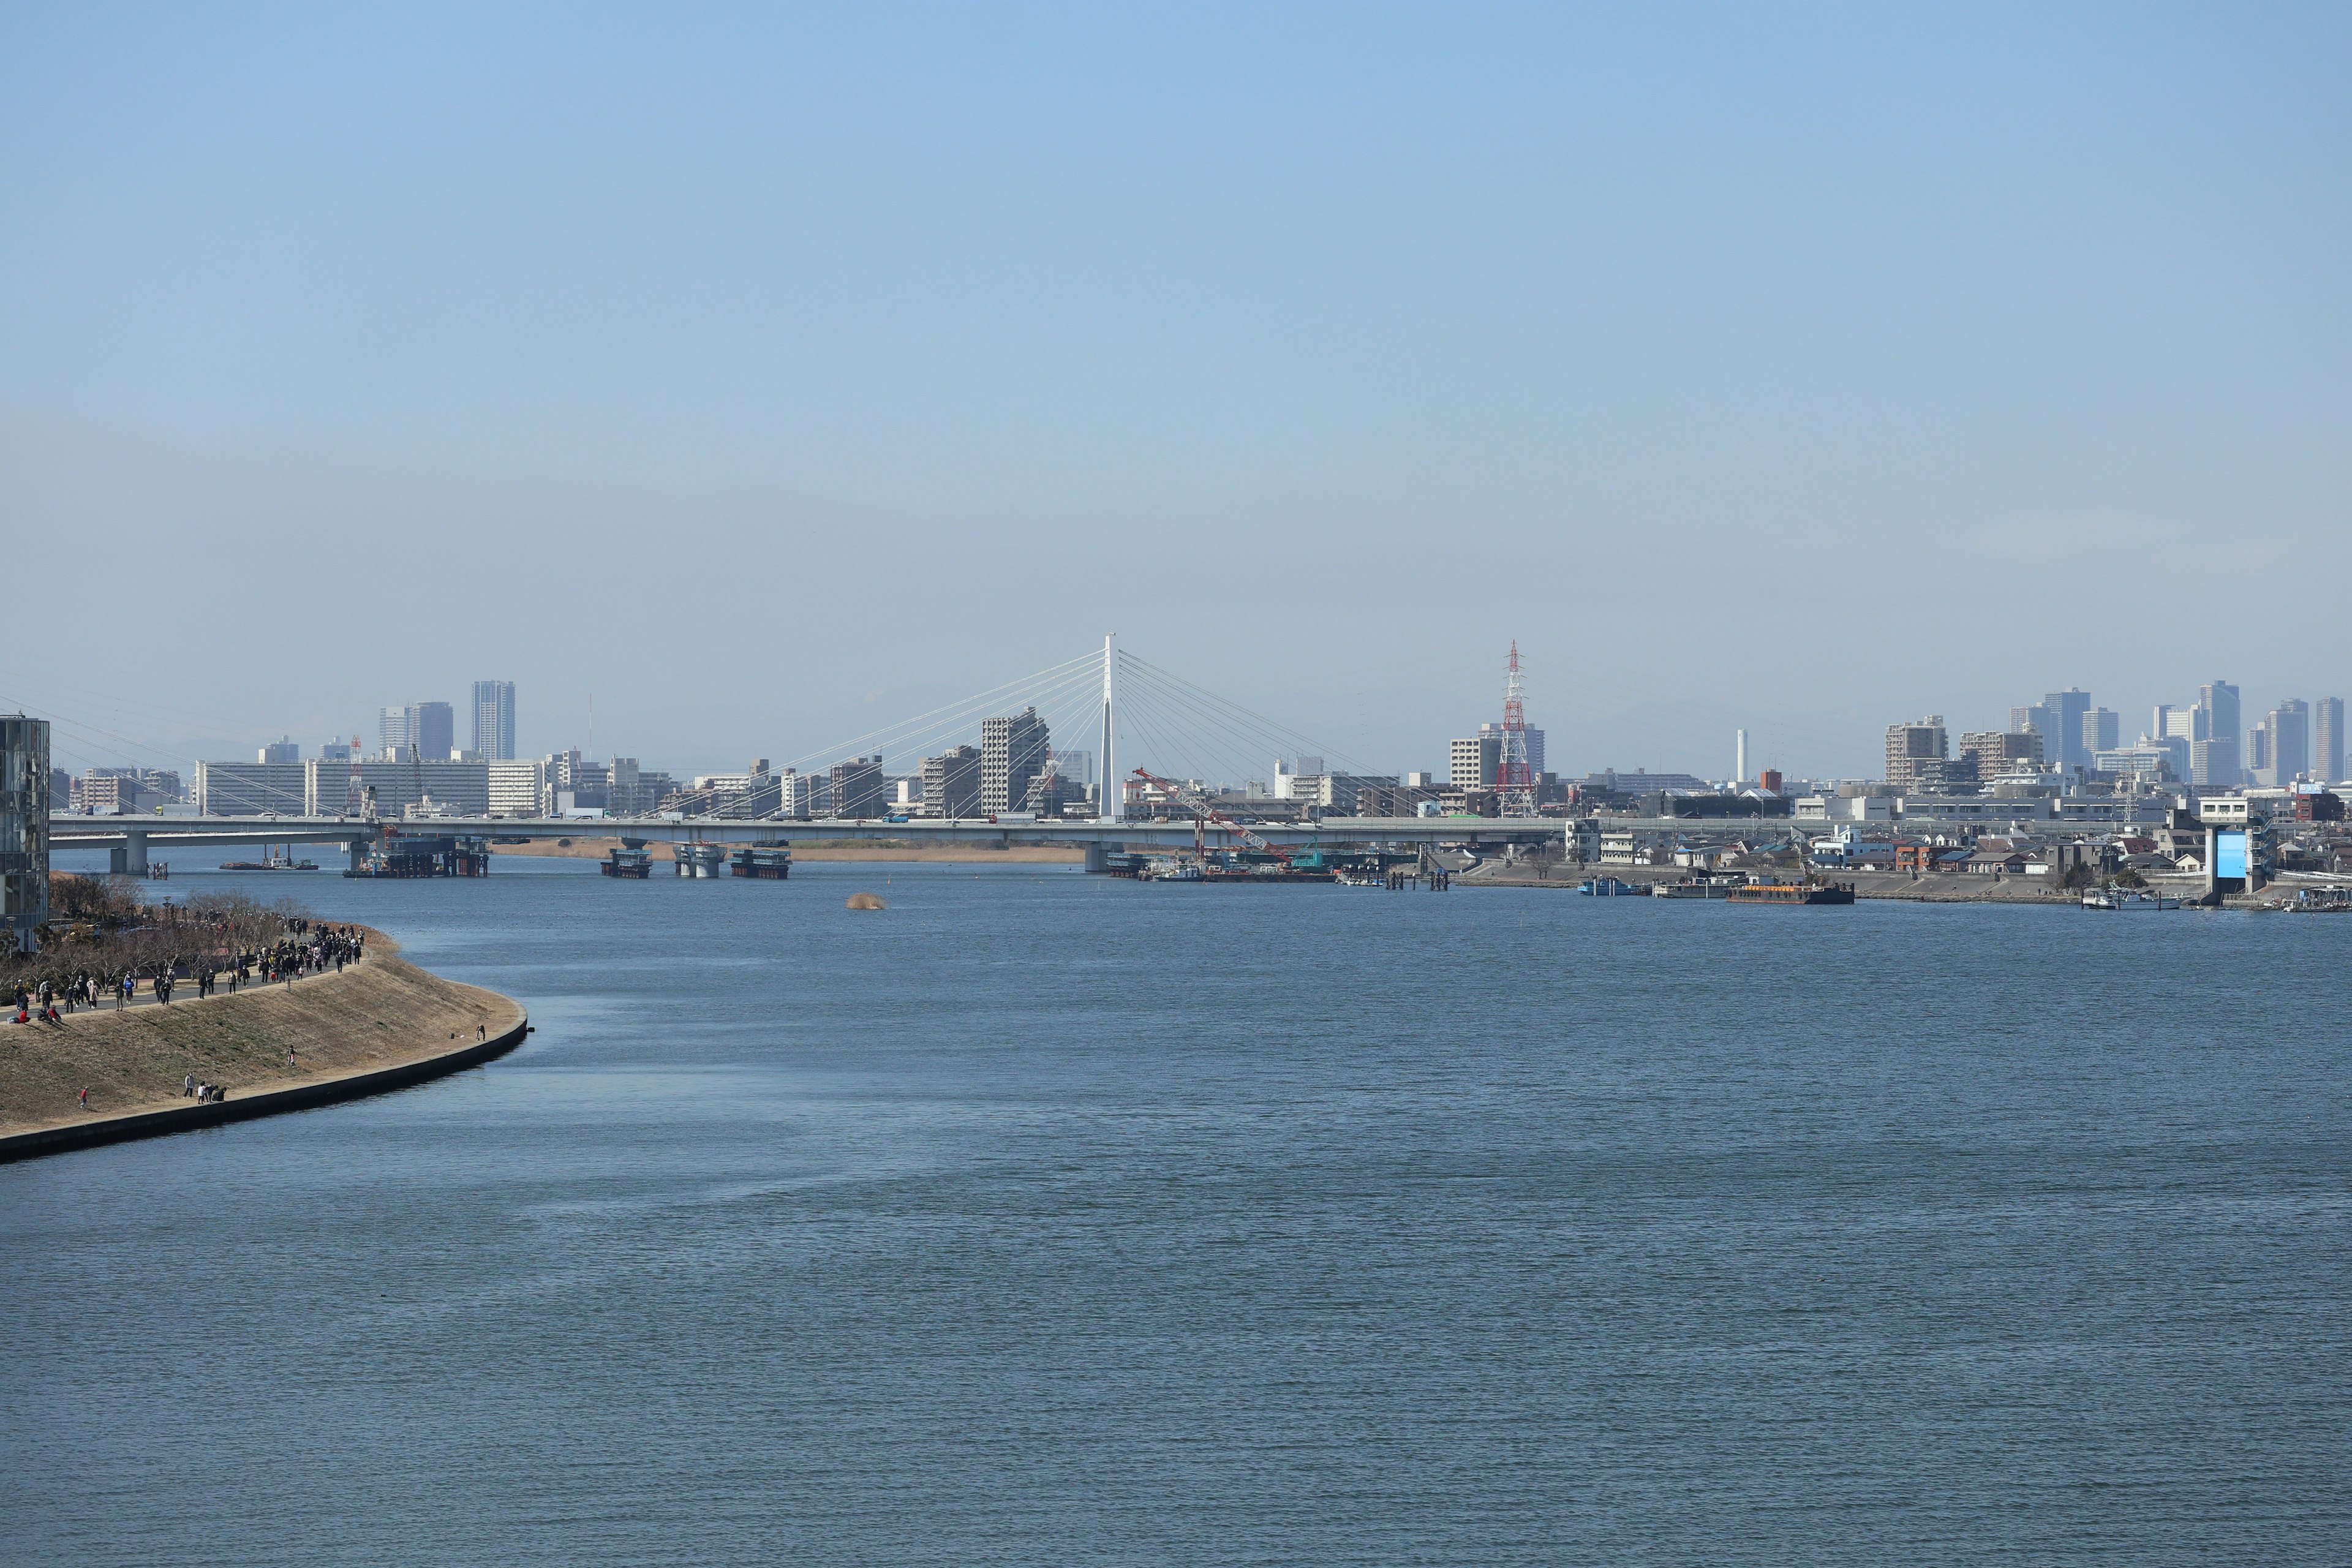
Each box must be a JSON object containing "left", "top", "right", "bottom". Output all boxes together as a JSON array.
[{"left": 1498, "top": 642, "right": 1537, "bottom": 817}]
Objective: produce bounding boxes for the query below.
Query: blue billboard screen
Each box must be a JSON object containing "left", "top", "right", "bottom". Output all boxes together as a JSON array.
[{"left": 2215, "top": 831, "right": 2248, "bottom": 879}]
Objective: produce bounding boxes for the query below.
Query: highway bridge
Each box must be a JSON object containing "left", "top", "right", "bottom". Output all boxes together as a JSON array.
[{"left": 47, "top": 813, "right": 1586, "bottom": 875}]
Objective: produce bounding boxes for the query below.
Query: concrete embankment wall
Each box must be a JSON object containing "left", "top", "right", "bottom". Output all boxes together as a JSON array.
[{"left": 0, "top": 948, "right": 528, "bottom": 1163}]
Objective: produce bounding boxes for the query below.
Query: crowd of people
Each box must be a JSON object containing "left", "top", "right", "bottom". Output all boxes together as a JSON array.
[{"left": 10, "top": 922, "right": 366, "bottom": 1025}]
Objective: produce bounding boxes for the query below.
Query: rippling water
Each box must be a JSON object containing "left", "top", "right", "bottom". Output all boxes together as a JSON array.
[{"left": 4, "top": 857, "right": 2348, "bottom": 1564}]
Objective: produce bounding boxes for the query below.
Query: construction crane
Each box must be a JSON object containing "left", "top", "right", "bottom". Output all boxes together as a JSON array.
[{"left": 1128, "top": 767, "right": 1295, "bottom": 864}]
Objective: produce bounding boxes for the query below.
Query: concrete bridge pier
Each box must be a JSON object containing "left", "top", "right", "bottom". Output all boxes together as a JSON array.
[
  {"left": 1083, "top": 840, "right": 1110, "bottom": 873},
  {"left": 110, "top": 832, "right": 149, "bottom": 876},
  {"left": 347, "top": 837, "right": 373, "bottom": 873}
]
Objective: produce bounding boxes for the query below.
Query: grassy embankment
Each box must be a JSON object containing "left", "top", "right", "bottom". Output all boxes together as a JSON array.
[{"left": 0, "top": 930, "right": 522, "bottom": 1137}]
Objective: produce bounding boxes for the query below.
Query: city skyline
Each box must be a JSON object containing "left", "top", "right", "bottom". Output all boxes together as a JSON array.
[
  {"left": 5, "top": 9, "right": 2347, "bottom": 782},
  {"left": 20, "top": 657, "right": 2352, "bottom": 796}
]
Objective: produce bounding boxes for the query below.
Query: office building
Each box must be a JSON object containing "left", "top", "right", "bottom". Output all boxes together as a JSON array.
[
  {"left": 830, "top": 756, "right": 886, "bottom": 820},
  {"left": 2083, "top": 708, "right": 2119, "bottom": 756},
  {"left": 472, "top": 681, "right": 517, "bottom": 761},
  {"left": 1054, "top": 749, "right": 1094, "bottom": 788},
  {"left": 258, "top": 738, "right": 301, "bottom": 764},
  {"left": 382, "top": 706, "right": 420, "bottom": 761},
  {"left": 2256, "top": 699, "right": 2309, "bottom": 787},
  {"left": 2195, "top": 682, "right": 2241, "bottom": 785},
  {"left": 981, "top": 708, "right": 1050, "bottom": 813},
  {"left": 1478, "top": 724, "right": 1545, "bottom": 777},
  {"left": 922, "top": 745, "right": 981, "bottom": 817},
  {"left": 2316, "top": 696, "right": 2345, "bottom": 783},
  {"left": 380, "top": 701, "right": 456, "bottom": 763},
  {"left": 2, "top": 716, "right": 51, "bottom": 953},
  {"left": 1450, "top": 734, "right": 1501, "bottom": 789},
  {"left": 1883, "top": 716, "right": 1947, "bottom": 791},
  {"left": 320, "top": 738, "right": 355, "bottom": 763},
  {"left": 2035, "top": 689, "right": 2090, "bottom": 769}
]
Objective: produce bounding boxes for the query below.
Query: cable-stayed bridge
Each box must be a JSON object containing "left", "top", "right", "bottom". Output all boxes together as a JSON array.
[{"left": 46, "top": 638, "right": 1577, "bottom": 875}]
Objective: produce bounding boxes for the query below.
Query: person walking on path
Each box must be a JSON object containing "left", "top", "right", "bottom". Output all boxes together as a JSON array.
[{"left": 77, "top": 1087, "right": 88, "bottom": 1110}]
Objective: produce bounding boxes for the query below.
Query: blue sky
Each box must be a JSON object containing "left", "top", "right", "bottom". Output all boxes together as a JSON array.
[{"left": 4, "top": 4, "right": 2346, "bottom": 781}]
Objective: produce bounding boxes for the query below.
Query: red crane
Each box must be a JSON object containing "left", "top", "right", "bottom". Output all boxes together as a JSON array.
[{"left": 1128, "top": 767, "right": 1297, "bottom": 864}]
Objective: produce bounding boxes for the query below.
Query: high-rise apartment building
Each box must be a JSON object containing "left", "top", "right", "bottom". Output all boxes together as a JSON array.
[
  {"left": 194, "top": 761, "right": 309, "bottom": 815},
  {"left": 1961, "top": 729, "right": 2043, "bottom": 781},
  {"left": 1, "top": 715, "right": 51, "bottom": 954},
  {"left": 1450, "top": 734, "right": 1501, "bottom": 789},
  {"left": 2316, "top": 696, "right": 2345, "bottom": 783},
  {"left": 2195, "top": 682, "right": 2240, "bottom": 785},
  {"left": 981, "top": 708, "right": 1050, "bottom": 813},
  {"left": 922, "top": 745, "right": 981, "bottom": 817},
  {"left": 472, "top": 681, "right": 517, "bottom": 761},
  {"left": 1883, "top": 715, "right": 1947, "bottom": 791},
  {"left": 487, "top": 759, "right": 549, "bottom": 817},
  {"left": 2247, "top": 724, "right": 2271, "bottom": 780}
]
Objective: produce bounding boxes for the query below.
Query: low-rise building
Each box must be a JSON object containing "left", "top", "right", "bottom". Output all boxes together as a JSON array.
[
  {"left": 1964, "top": 851, "right": 2029, "bottom": 875},
  {"left": 1796, "top": 794, "right": 1895, "bottom": 822}
]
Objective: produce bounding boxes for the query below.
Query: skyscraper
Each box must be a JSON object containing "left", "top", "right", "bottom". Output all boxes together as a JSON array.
[
  {"left": 2316, "top": 696, "right": 2345, "bottom": 783},
  {"left": 980, "top": 707, "right": 1050, "bottom": 813},
  {"left": 2083, "top": 707, "right": 2119, "bottom": 756},
  {"left": 2195, "top": 682, "right": 2240, "bottom": 785},
  {"left": 378, "top": 702, "right": 455, "bottom": 762},
  {"left": 472, "top": 680, "right": 517, "bottom": 761},
  {"left": 2258, "top": 699, "right": 2308, "bottom": 786},
  {"left": 2041, "top": 689, "right": 2090, "bottom": 770}
]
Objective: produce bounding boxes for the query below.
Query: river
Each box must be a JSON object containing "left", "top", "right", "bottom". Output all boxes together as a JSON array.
[{"left": 4, "top": 855, "right": 2348, "bottom": 1564}]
